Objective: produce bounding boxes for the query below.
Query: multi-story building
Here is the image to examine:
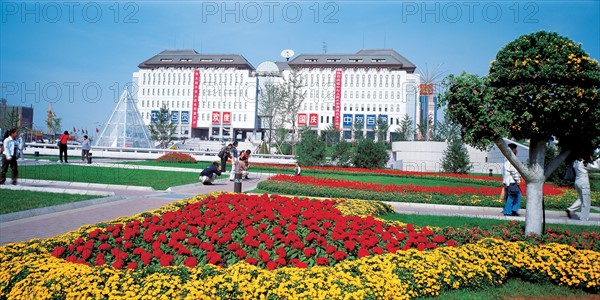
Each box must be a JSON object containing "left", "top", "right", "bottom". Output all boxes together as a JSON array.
[
  {"left": 134, "top": 50, "right": 257, "bottom": 141},
  {"left": 133, "top": 49, "right": 422, "bottom": 142}
]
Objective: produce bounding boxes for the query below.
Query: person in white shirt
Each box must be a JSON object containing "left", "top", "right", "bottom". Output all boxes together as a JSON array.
[
  {"left": 0, "top": 129, "right": 19, "bottom": 185},
  {"left": 295, "top": 162, "right": 302, "bottom": 176},
  {"left": 566, "top": 156, "right": 599, "bottom": 221},
  {"left": 18, "top": 133, "right": 26, "bottom": 160},
  {"left": 503, "top": 143, "right": 522, "bottom": 216}
]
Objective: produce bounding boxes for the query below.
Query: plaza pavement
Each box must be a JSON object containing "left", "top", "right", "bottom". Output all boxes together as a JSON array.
[{"left": 1, "top": 159, "right": 598, "bottom": 246}]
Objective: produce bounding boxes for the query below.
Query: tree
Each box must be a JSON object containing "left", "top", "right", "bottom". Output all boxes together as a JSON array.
[
  {"left": 416, "top": 123, "right": 428, "bottom": 141},
  {"left": 375, "top": 117, "right": 390, "bottom": 143},
  {"left": 322, "top": 124, "right": 341, "bottom": 148},
  {"left": 431, "top": 118, "right": 460, "bottom": 142},
  {"left": 352, "top": 139, "right": 389, "bottom": 169},
  {"left": 441, "top": 31, "right": 600, "bottom": 235},
  {"left": 352, "top": 121, "right": 364, "bottom": 142},
  {"left": 394, "top": 115, "right": 414, "bottom": 141},
  {"left": 258, "top": 81, "right": 284, "bottom": 150},
  {"left": 295, "top": 128, "right": 326, "bottom": 166},
  {"left": 149, "top": 105, "right": 177, "bottom": 149},
  {"left": 0, "top": 107, "right": 22, "bottom": 132},
  {"left": 440, "top": 138, "right": 472, "bottom": 174},
  {"left": 331, "top": 139, "right": 352, "bottom": 167},
  {"left": 279, "top": 70, "right": 307, "bottom": 155}
]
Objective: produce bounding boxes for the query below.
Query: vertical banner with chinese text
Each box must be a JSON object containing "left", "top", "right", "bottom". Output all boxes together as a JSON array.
[
  {"left": 334, "top": 70, "right": 342, "bottom": 130},
  {"left": 192, "top": 70, "right": 200, "bottom": 127}
]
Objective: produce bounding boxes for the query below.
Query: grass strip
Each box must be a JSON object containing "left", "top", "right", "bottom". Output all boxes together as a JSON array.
[{"left": 0, "top": 189, "right": 100, "bottom": 214}]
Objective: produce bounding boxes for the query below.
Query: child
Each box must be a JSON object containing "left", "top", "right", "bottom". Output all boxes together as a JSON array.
[
  {"left": 81, "top": 135, "right": 91, "bottom": 162},
  {"left": 294, "top": 162, "right": 301, "bottom": 176}
]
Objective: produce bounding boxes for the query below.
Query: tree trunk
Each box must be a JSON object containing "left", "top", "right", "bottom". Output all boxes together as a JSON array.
[{"left": 524, "top": 139, "right": 546, "bottom": 235}]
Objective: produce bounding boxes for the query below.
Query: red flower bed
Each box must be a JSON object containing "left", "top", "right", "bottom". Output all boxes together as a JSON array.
[
  {"left": 267, "top": 175, "right": 566, "bottom": 197},
  {"left": 156, "top": 152, "right": 197, "bottom": 163},
  {"left": 52, "top": 194, "right": 453, "bottom": 270}
]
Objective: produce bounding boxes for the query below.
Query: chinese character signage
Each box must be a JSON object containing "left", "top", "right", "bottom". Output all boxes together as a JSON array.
[
  {"left": 192, "top": 70, "right": 201, "bottom": 127},
  {"left": 334, "top": 70, "right": 342, "bottom": 130},
  {"left": 378, "top": 114, "right": 388, "bottom": 124},
  {"left": 309, "top": 113, "right": 318, "bottom": 126},
  {"left": 212, "top": 111, "right": 221, "bottom": 124},
  {"left": 222, "top": 111, "right": 231, "bottom": 124},
  {"left": 298, "top": 113, "right": 307, "bottom": 126},
  {"left": 181, "top": 111, "right": 190, "bottom": 124},
  {"left": 366, "top": 114, "right": 377, "bottom": 127},
  {"left": 171, "top": 111, "right": 179, "bottom": 123},
  {"left": 355, "top": 114, "right": 364, "bottom": 125},
  {"left": 343, "top": 114, "right": 353, "bottom": 127},
  {"left": 151, "top": 110, "right": 159, "bottom": 122}
]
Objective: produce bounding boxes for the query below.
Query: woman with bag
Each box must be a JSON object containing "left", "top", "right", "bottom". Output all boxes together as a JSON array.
[{"left": 503, "top": 143, "right": 522, "bottom": 216}]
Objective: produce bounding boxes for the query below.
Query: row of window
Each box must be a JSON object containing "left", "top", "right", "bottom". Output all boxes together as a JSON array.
[
  {"left": 301, "top": 102, "right": 402, "bottom": 113},
  {"left": 141, "top": 100, "right": 191, "bottom": 109},
  {"left": 140, "top": 88, "right": 251, "bottom": 98},
  {"left": 141, "top": 72, "right": 249, "bottom": 86},
  {"left": 202, "top": 101, "right": 249, "bottom": 110}
]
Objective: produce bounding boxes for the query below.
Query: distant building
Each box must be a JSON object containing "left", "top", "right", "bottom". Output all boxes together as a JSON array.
[
  {"left": 0, "top": 98, "right": 34, "bottom": 133},
  {"left": 132, "top": 48, "right": 426, "bottom": 142}
]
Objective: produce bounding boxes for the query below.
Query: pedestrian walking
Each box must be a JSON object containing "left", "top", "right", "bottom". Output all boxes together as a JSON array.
[
  {"left": 81, "top": 135, "right": 91, "bottom": 162},
  {"left": 18, "top": 133, "right": 26, "bottom": 160},
  {"left": 229, "top": 141, "right": 239, "bottom": 181},
  {"left": 0, "top": 129, "right": 19, "bottom": 185},
  {"left": 58, "top": 131, "right": 70, "bottom": 163},
  {"left": 566, "top": 156, "right": 599, "bottom": 221}
]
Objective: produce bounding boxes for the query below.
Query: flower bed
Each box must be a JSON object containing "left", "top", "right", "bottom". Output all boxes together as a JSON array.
[
  {"left": 155, "top": 152, "right": 197, "bottom": 164},
  {"left": 1, "top": 193, "right": 598, "bottom": 299},
  {"left": 257, "top": 176, "right": 589, "bottom": 210}
]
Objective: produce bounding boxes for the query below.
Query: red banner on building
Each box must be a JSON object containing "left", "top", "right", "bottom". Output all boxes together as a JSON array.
[
  {"left": 212, "top": 111, "right": 221, "bottom": 124},
  {"left": 309, "top": 113, "right": 318, "bottom": 126},
  {"left": 192, "top": 70, "right": 200, "bottom": 127},
  {"left": 334, "top": 70, "right": 342, "bottom": 130},
  {"left": 298, "top": 113, "right": 307, "bottom": 126},
  {"left": 420, "top": 83, "right": 434, "bottom": 95},
  {"left": 222, "top": 111, "right": 231, "bottom": 124}
]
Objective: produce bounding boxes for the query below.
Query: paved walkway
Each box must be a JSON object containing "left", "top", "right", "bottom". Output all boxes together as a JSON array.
[{"left": 1, "top": 162, "right": 598, "bottom": 245}]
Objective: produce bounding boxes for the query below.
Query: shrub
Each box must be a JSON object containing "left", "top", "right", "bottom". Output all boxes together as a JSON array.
[
  {"left": 352, "top": 139, "right": 388, "bottom": 169},
  {"left": 156, "top": 152, "right": 197, "bottom": 163},
  {"left": 440, "top": 138, "right": 472, "bottom": 174},
  {"left": 331, "top": 139, "right": 352, "bottom": 167},
  {"left": 295, "top": 128, "right": 326, "bottom": 166}
]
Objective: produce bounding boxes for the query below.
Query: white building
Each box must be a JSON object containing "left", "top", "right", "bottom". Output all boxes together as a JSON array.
[
  {"left": 133, "top": 50, "right": 257, "bottom": 141},
  {"left": 133, "top": 49, "right": 422, "bottom": 141}
]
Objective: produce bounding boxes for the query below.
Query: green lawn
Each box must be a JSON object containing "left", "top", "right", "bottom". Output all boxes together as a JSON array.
[
  {"left": 0, "top": 190, "right": 100, "bottom": 214},
  {"left": 12, "top": 164, "right": 201, "bottom": 190},
  {"left": 417, "top": 277, "right": 593, "bottom": 300}
]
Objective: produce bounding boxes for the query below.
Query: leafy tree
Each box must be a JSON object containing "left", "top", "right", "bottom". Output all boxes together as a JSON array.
[
  {"left": 331, "top": 139, "right": 352, "bottom": 167},
  {"left": 0, "top": 107, "right": 22, "bottom": 132},
  {"left": 279, "top": 70, "right": 307, "bottom": 155},
  {"left": 273, "top": 127, "right": 291, "bottom": 155},
  {"left": 352, "top": 139, "right": 389, "bottom": 169},
  {"left": 296, "top": 128, "right": 326, "bottom": 166},
  {"left": 431, "top": 117, "right": 460, "bottom": 142},
  {"left": 352, "top": 121, "right": 364, "bottom": 142},
  {"left": 258, "top": 81, "right": 284, "bottom": 149},
  {"left": 322, "top": 124, "right": 340, "bottom": 147},
  {"left": 375, "top": 117, "right": 390, "bottom": 143},
  {"left": 441, "top": 31, "right": 600, "bottom": 234},
  {"left": 416, "top": 123, "right": 428, "bottom": 141},
  {"left": 440, "top": 138, "right": 472, "bottom": 174},
  {"left": 394, "top": 115, "right": 414, "bottom": 141},
  {"left": 149, "top": 105, "right": 176, "bottom": 149}
]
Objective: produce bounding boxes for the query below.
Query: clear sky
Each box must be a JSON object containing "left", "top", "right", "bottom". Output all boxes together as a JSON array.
[{"left": 1, "top": 0, "right": 599, "bottom": 136}]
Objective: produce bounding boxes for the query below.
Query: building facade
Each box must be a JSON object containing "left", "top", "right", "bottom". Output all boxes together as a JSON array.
[{"left": 133, "top": 49, "right": 423, "bottom": 142}]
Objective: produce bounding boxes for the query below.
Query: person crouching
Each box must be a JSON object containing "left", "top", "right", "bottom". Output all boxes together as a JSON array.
[{"left": 200, "top": 161, "right": 222, "bottom": 185}]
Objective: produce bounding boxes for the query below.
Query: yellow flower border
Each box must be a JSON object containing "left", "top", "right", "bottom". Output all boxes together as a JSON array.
[{"left": 1, "top": 193, "right": 599, "bottom": 299}]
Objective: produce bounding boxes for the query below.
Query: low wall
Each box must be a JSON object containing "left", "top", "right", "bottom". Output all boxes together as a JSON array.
[{"left": 391, "top": 141, "right": 504, "bottom": 175}]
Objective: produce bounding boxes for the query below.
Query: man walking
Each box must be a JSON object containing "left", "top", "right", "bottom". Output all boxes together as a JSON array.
[{"left": 503, "top": 143, "right": 522, "bottom": 216}]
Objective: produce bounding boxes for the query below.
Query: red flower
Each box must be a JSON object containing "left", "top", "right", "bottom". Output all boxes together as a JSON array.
[
  {"left": 432, "top": 235, "right": 446, "bottom": 243},
  {"left": 126, "top": 262, "right": 138, "bottom": 270},
  {"left": 343, "top": 241, "right": 356, "bottom": 252},
  {"left": 316, "top": 257, "right": 329, "bottom": 266},
  {"left": 112, "top": 259, "right": 124, "bottom": 269},
  {"left": 333, "top": 251, "right": 347, "bottom": 261},
  {"left": 246, "top": 258, "right": 258, "bottom": 265},
  {"left": 303, "top": 248, "right": 316, "bottom": 258},
  {"left": 258, "top": 250, "right": 271, "bottom": 263},
  {"left": 266, "top": 261, "right": 277, "bottom": 270},
  {"left": 160, "top": 254, "right": 174, "bottom": 266},
  {"left": 235, "top": 249, "right": 247, "bottom": 259},
  {"left": 357, "top": 248, "right": 370, "bottom": 258},
  {"left": 52, "top": 246, "right": 65, "bottom": 258},
  {"left": 184, "top": 256, "right": 198, "bottom": 268}
]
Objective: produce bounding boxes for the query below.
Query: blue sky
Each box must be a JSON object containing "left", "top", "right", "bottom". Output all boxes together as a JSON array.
[{"left": 1, "top": 0, "right": 599, "bottom": 135}]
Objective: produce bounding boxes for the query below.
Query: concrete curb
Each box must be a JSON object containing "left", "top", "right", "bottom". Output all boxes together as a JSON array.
[
  {"left": 18, "top": 179, "right": 154, "bottom": 191},
  {"left": 0, "top": 195, "right": 125, "bottom": 223},
  {"left": 0, "top": 184, "right": 114, "bottom": 196}
]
